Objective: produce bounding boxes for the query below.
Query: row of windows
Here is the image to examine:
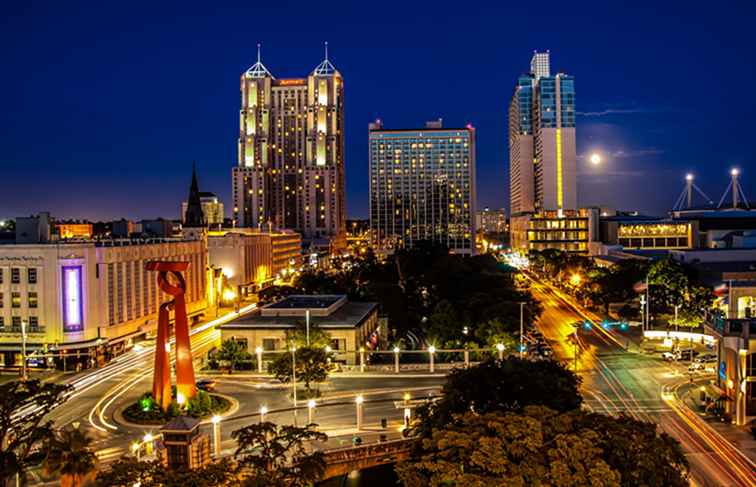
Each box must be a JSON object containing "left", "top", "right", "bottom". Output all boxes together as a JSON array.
[
  {"left": 0, "top": 315, "right": 41, "bottom": 330},
  {"left": 0, "top": 268, "right": 37, "bottom": 285},
  {"left": 0, "top": 292, "right": 37, "bottom": 308}
]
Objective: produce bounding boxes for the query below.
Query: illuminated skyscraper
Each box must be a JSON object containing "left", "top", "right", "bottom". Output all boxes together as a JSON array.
[
  {"left": 510, "top": 52, "right": 584, "bottom": 253},
  {"left": 369, "top": 119, "right": 476, "bottom": 255},
  {"left": 509, "top": 51, "right": 576, "bottom": 215},
  {"left": 231, "top": 44, "right": 346, "bottom": 249}
]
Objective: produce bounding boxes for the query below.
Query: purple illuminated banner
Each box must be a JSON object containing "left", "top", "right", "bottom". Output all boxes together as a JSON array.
[{"left": 62, "top": 265, "right": 83, "bottom": 332}]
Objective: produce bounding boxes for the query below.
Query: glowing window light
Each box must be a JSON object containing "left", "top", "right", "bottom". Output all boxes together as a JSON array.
[{"left": 62, "top": 266, "right": 83, "bottom": 331}]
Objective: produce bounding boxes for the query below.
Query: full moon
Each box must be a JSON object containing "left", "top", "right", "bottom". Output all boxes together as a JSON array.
[{"left": 590, "top": 153, "right": 601, "bottom": 165}]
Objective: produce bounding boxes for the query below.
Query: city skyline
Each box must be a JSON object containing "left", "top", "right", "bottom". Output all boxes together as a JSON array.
[{"left": 2, "top": 2, "right": 755, "bottom": 221}]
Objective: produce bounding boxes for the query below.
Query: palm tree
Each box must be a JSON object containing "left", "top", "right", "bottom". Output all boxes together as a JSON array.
[{"left": 43, "top": 427, "right": 97, "bottom": 487}]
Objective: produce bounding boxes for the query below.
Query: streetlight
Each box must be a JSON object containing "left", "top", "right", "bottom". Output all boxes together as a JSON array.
[
  {"left": 428, "top": 345, "right": 436, "bottom": 373},
  {"left": 20, "top": 319, "right": 28, "bottom": 381},
  {"left": 176, "top": 392, "right": 186, "bottom": 409},
  {"left": 590, "top": 153, "right": 601, "bottom": 165},
  {"left": 570, "top": 273, "right": 581, "bottom": 286},
  {"left": 211, "top": 415, "right": 221, "bottom": 457},
  {"left": 403, "top": 392, "right": 411, "bottom": 426},
  {"left": 355, "top": 395, "right": 364, "bottom": 430},
  {"left": 131, "top": 441, "right": 141, "bottom": 461},
  {"left": 519, "top": 302, "right": 525, "bottom": 359},
  {"left": 359, "top": 346, "right": 365, "bottom": 373},
  {"left": 393, "top": 346, "right": 400, "bottom": 373},
  {"left": 305, "top": 309, "right": 311, "bottom": 346},
  {"left": 259, "top": 405, "right": 268, "bottom": 423},
  {"left": 143, "top": 433, "right": 154, "bottom": 457},
  {"left": 290, "top": 346, "right": 297, "bottom": 408},
  {"left": 307, "top": 399, "right": 316, "bottom": 424},
  {"left": 496, "top": 343, "right": 505, "bottom": 361},
  {"left": 255, "top": 346, "right": 263, "bottom": 373}
]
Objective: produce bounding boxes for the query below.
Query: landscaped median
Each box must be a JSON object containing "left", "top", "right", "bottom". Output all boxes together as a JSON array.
[{"left": 117, "top": 389, "right": 237, "bottom": 427}]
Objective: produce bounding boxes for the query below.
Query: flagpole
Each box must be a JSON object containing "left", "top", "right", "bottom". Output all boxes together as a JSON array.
[{"left": 728, "top": 279, "right": 733, "bottom": 319}]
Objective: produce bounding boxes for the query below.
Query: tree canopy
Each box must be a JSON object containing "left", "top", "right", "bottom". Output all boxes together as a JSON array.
[
  {"left": 0, "top": 379, "right": 71, "bottom": 485},
  {"left": 232, "top": 422, "right": 327, "bottom": 487},
  {"left": 268, "top": 346, "right": 333, "bottom": 394},
  {"left": 398, "top": 406, "right": 689, "bottom": 487},
  {"left": 414, "top": 358, "right": 582, "bottom": 434}
]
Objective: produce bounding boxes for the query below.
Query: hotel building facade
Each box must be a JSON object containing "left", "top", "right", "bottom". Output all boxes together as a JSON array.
[
  {"left": 369, "top": 120, "right": 476, "bottom": 255},
  {"left": 231, "top": 47, "right": 346, "bottom": 250}
]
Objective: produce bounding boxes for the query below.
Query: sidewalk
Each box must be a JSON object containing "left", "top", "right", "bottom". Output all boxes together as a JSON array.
[{"left": 678, "top": 379, "right": 756, "bottom": 465}]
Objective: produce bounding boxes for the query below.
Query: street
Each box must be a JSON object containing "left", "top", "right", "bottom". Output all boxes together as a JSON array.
[{"left": 529, "top": 278, "right": 756, "bottom": 487}]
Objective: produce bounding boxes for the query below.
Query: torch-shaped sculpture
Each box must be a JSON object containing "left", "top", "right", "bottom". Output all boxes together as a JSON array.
[{"left": 146, "top": 261, "right": 197, "bottom": 411}]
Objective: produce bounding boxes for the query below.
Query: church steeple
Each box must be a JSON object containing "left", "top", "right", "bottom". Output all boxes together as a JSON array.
[{"left": 184, "top": 163, "right": 205, "bottom": 228}]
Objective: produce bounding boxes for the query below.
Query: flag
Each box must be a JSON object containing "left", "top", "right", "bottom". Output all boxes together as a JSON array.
[{"left": 713, "top": 282, "right": 729, "bottom": 297}]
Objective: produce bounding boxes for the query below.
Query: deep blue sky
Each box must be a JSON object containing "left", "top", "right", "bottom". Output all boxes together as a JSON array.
[{"left": 2, "top": 1, "right": 755, "bottom": 221}]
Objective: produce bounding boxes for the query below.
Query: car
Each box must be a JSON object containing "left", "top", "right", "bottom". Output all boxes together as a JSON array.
[
  {"left": 661, "top": 351, "right": 679, "bottom": 361},
  {"left": 678, "top": 349, "right": 699, "bottom": 361},
  {"left": 694, "top": 353, "right": 717, "bottom": 364},
  {"left": 196, "top": 378, "right": 217, "bottom": 392}
]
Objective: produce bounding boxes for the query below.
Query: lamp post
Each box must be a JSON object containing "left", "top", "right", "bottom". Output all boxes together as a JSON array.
[
  {"left": 143, "top": 433, "right": 154, "bottom": 457},
  {"left": 307, "top": 399, "right": 316, "bottom": 424},
  {"left": 519, "top": 302, "right": 525, "bottom": 359},
  {"left": 259, "top": 405, "right": 268, "bottom": 423},
  {"left": 403, "top": 392, "right": 411, "bottom": 427},
  {"left": 393, "top": 346, "right": 400, "bottom": 373},
  {"left": 674, "top": 305, "right": 679, "bottom": 332},
  {"left": 20, "top": 319, "right": 28, "bottom": 381},
  {"left": 464, "top": 348, "right": 470, "bottom": 368},
  {"left": 355, "top": 395, "right": 364, "bottom": 430},
  {"left": 290, "top": 346, "right": 297, "bottom": 408},
  {"left": 640, "top": 295, "right": 646, "bottom": 332},
  {"left": 359, "top": 347, "right": 365, "bottom": 373},
  {"left": 305, "top": 309, "right": 312, "bottom": 346},
  {"left": 131, "top": 441, "right": 141, "bottom": 461},
  {"left": 428, "top": 346, "right": 436, "bottom": 373},
  {"left": 496, "top": 343, "right": 505, "bottom": 361},
  {"left": 211, "top": 415, "right": 221, "bottom": 457},
  {"left": 255, "top": 346, "right": 263, "bottom": 373}
]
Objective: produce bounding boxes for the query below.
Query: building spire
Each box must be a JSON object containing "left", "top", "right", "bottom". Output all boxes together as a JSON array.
[
  {"left": 245, "top": 42, "right": 274, "bottom": 79},
  {"left": 312, "top": 41, "right": 339, "bottom": 77},
  {"left": 184, "top": 163, "right": 205, "bottom": 228}
]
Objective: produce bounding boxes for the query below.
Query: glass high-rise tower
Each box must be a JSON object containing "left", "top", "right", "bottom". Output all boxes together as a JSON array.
[
  {"left": 509, "top": 51, "right": 577, "bottom": 215},
  {"left": 231, "top": 45, "right": 346, "bottom": 249}
]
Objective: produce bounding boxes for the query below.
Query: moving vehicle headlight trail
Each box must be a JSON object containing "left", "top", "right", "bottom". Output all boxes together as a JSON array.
[
  {"left": 528, "top": 274, "right": 756, "bottom": 487},
  {"left": 14, "top": 304, "right": 256, "bottom": 425}
]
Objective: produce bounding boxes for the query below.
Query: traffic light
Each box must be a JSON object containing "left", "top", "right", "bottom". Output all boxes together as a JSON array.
[
  {"left": 620, "top": 322, "right": 628, "bottom": 331},
  {"left": 583, "top": 322, "right": 592, "bottom": 330}
]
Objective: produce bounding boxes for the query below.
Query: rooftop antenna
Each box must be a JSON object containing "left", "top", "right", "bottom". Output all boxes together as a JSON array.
[
  {"left": 672, "top": 172, "right": 713, "bottom": 210},
  {"left": 324, "top": 41, "right": 328, "bottom": 61},
  {"left": 717, "top": 168, "right": 750, "bottom": 209},
  {"left": 257, "top": 43, "right": 261, "bottom": 63}
]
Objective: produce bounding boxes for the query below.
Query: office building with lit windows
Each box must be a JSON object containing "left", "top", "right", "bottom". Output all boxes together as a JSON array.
[
  {"left": 231, "top": 46, "right": 346, "bottom": 250},
  {"left": 510, "top": 51, "right": 581, "bottom": 252},
  {"left": 369, "top": 120, "right": 476, "bottom": 255},
  {"left": 0, "top": 239, "right": 208, "bottom": 368}
]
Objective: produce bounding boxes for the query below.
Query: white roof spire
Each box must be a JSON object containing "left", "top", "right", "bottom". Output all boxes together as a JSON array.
[
  {"left": 312, "top": 41, "right": 339, "bottom": 77},
  {"left": 245, "top": 42, "right": 274, "bottom": 79}
]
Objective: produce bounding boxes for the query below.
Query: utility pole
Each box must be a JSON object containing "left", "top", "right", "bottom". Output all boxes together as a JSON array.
[{"left": 21, "top": 319, "right": 28, "bottom": 381}]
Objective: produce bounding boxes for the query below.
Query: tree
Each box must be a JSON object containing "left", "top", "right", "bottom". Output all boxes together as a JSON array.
[
  {"left": 95, "top": 458, "right": 238, "bottom": 487},
  {"left": 287, "top": 322, "right": 332, "bottom": 350},
  {"left": 413, "top": 358, "right": 582, "bottom": 435},
  {"left": 399, "top": 406, "right": 688, "bottom": 487},
  {"left": 575, "top": 413, "right": 689, "bottom": 487},
  {"left": 474, "top": 318, "right": 518, "bottom": 349},
  {"left": 268, "top": 346, "right": 333, "bottom": 395},
  {"left": 0, "top": 379, "right": 71, "bottom": 485},
  {"left": 648, "top": 258, "right": 712, "bottom": 327},
  {"left": 397, "top": 408, "right": 621, "bottom": 487},
  {"left": 216, "top": 338, "right": 252, "bottom": 371},
  {"left": 232, "top": 422, "right": 327, "bottom": 487},
  {"left": 43, "top": 427, "right": 97, "bottom": 487}
]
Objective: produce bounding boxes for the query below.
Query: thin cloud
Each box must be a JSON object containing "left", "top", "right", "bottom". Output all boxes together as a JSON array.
[{"left": 576, "top": 108, "right": 649, "bottom": 116}]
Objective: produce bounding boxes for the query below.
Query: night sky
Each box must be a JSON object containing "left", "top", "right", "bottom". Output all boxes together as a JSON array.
[{"left": 2, "top": 1, "right": 755, "bottom": 221}]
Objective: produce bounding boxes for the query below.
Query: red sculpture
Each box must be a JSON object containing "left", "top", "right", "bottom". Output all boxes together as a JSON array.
[{"left": 146, "top": 261, "right": 197, "bottom": 411}]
